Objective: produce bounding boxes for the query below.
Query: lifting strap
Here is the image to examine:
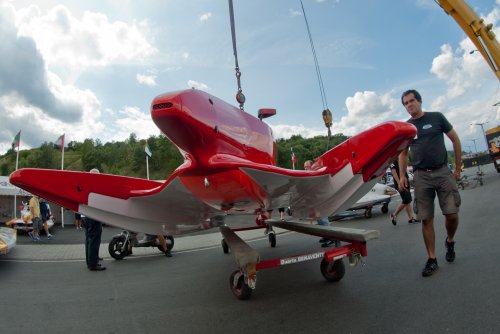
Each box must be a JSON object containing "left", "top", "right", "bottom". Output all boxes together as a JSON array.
[
  {"left": 228, "top": 0, "right": 246, "bottom": 110},
  {"left": 300, "top": 0, "right": 333, "bottom": 150}
]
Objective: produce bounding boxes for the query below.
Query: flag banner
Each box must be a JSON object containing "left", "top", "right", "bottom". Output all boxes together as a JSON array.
[
  {"left": 11, "top": 130, "right": 21, "bottom": 150},
  {"left": 145, "top": 142, "right": 152, "bottom": 158},
  {"left": 54, "top": 134, "right": 65, "bottom": 150}
]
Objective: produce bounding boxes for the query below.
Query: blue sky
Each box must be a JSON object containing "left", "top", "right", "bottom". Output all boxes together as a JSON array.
[{"left": 1, "top": 0, "right": 499, "bottom": 157}]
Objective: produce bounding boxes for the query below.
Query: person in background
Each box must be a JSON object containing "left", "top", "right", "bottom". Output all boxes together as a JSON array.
[
  {"left": 74, "top": 212, "right": 82, "bottom": 230},
  {"left": 157, "top": 235, "right": 172, "bottom": 257},
  {"left": 129, "top": 234, "right": 173, "bottom": 257},
  {"left": 278, "top": 207, "right": 285, "bottom": 220},
  {"left": 399, "top": 89, "right": 462, "bottom": 277},
  {"left": 28, "top": 195, "right": 42, "bottom": 242},
  {"left": 39, "top": 198, "right": 54, "bottom": 240},
  {"left": 83, "top": 168, "right": 105, "bottom": 271},
  {"left": 389, "top": 159, "right": 418, "bottom": 225}
]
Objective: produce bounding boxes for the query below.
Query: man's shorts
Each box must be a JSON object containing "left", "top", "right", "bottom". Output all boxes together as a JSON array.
[
  {"left": 413, "top": 166, "right": 461, "bottom": 220},
  {"left": 399, "top": 189, "right": 412, "bottom": 205}
]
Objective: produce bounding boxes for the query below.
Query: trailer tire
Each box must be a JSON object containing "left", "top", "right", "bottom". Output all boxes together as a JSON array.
[
  {"left": 320, "top": 258, "right": 345, "bottom": 282},
  {"left": 108, "top": 237, "right": 128, "bottom": 260},
  {"left": 229, "top": 270, "right": 252, "bottom": 300}
]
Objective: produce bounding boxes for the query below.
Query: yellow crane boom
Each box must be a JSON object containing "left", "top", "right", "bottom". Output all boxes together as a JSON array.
[{"left": 437, "top": 0, "right": 500, "bottom": 81}]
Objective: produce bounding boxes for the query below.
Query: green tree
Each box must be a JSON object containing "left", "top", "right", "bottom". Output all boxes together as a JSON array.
[
  {"left": 38, "top": 142, "right": 56, "bottom": 169},
  {"left": 1, "top": 164, "right": 8, "bottom": 175}
]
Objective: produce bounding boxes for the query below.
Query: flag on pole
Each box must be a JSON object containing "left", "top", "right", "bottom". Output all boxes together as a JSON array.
[
  {"left": 11, "top": 130, "right": 21, "bottom": 150},
  {"left": 291, "top": 147, "right": 297, "bottom": 170},
  {"left": 145, "top": 142, "right": 152, "bottom": 158},
  {"left": 291, "top": 149, "right": 297, "bottom": 165},
  {"left": 54, "top": 134, "right": 65, "bottom": 151}
]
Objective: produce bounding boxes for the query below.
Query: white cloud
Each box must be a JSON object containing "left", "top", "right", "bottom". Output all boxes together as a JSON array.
[
  {"left": 428, "top": 16, "right": 500, "bottom": 151},
  {"left": 0, "top": 3, "right": 157, "bottom": 153},
  {"left": 187, "top": 80, "right": 209, "bottom": 90},
  {"left": 199, "top": 12, "right": 212, "bottom": 22},
  {"left": 289, "top": 8, "right": 302, "bottom": 17},
  {"left": 430, "top": 43, "right": 488, "bottom": 99},
  {"left": 341, "top": 91, "right": 402, "bottom": 134},
  {"left": 13, "top": 4, "right": 157, "bottom": 73},
  {"left": 136, "top": 73, "right": 157, "bottom": 87},
  {"left": 109, "top": 106, "right": 158, "bottom": 141},
  {"left": 272, "top": 91, "right": 403, "bottom": 139},
  {"left": 271, "top": 124, "right": 325, "bottom": 139}
]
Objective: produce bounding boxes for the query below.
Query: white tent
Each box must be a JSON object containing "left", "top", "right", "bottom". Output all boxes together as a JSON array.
[{"left": 0, "top": 176, "right": 31, "bottom": 196}]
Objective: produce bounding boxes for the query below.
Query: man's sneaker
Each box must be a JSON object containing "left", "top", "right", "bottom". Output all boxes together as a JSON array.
[
  {"left": 422, "top": 258, "right": 438, "bottom": 277},
  {"left": 47, "top": 234, "right": 54, "bottom": 240},
  {"left": 408, "top": 218, "right": 420, "bottom": 224},
  {"left": 28, "top": 231, "right": 35, "bottom": 241},
  {"left": 390, "top": 213, "right": 397, "bottom": 226},
  {"left": 165, "top": 250, "right": 173, "bottom": 257},
  {"left": 445, "top": 239, "right": 455, "bottom": 262},
  {"left": 33, "top": 236, "right": 40, "bottom": 242}
]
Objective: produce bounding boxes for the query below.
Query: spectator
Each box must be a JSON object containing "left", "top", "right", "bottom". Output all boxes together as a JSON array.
[
  {"left": 389, "top": 159, "right": 418, "bottom": 225},
  {"left": 75, "top": 212, "right": 82, "bottom": 230},
  {"left": 28, "top": 195, "right": 42, "bottom": 242},
  {"left": 83, "top": 168, "right": 105, "bottom": 271},
  {"left": 39, "top": 198, "right": 54, "bottom": 240}
]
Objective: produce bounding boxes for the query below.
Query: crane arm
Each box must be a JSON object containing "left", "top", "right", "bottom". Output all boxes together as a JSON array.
[{"left": 437, "top": 0, "right": 500, "bottom": 81}]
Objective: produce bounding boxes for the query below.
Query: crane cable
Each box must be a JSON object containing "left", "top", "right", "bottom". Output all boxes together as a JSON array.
[
  {"left": 299, "top": 0, "right": 333, "bottom": 151},
  {"left": 228, "top": 0, "right": 245, "bottom": 110}
]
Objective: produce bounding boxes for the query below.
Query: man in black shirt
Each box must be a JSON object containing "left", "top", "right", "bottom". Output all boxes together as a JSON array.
[{"left": 398, "top": 89, "right": 462, "bottom": 277}]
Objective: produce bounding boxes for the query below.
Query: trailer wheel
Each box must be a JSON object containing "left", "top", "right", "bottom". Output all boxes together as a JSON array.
[
  {"left": 229, "top": 270, "right": 252, "bottom": 300},
  {"left": 221, "top": 239, "right": 229, "bottom": 254},
  {"left": 108, "top": 237, "right": 128, "bottom": 260},
  {"left": 268, "top": 232, "right": 276, "bottom": 248},
  {"left": 320, "top": 258, "right": 345, "bottom": 282}
]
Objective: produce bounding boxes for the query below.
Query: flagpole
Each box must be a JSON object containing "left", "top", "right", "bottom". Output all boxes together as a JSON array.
[
  {"left": 144, "top": 141, "right": 151, "bottom": 180},
  {"left": 13, "top": 131, "right": 20, "bottom": 219},
  {"left": 60, "top": 134, "right": 65, "bottom": 228}
]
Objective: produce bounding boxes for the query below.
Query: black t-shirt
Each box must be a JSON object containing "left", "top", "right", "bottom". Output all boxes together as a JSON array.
[{"left": 407, "top": 112, "right": 452, "bottom": 170}]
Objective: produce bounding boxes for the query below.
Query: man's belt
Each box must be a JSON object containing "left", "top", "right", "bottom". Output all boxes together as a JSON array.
[{"left": 415, "top": 165, "right": 446, "bottom": 172}]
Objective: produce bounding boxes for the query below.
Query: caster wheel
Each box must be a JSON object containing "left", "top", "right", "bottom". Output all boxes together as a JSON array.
[
  {"left": 229, "top": 270, "right": 252, "bottom": 300},
  {"left": 320, "top": 258, "right": 345, "bottom": 282}
]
